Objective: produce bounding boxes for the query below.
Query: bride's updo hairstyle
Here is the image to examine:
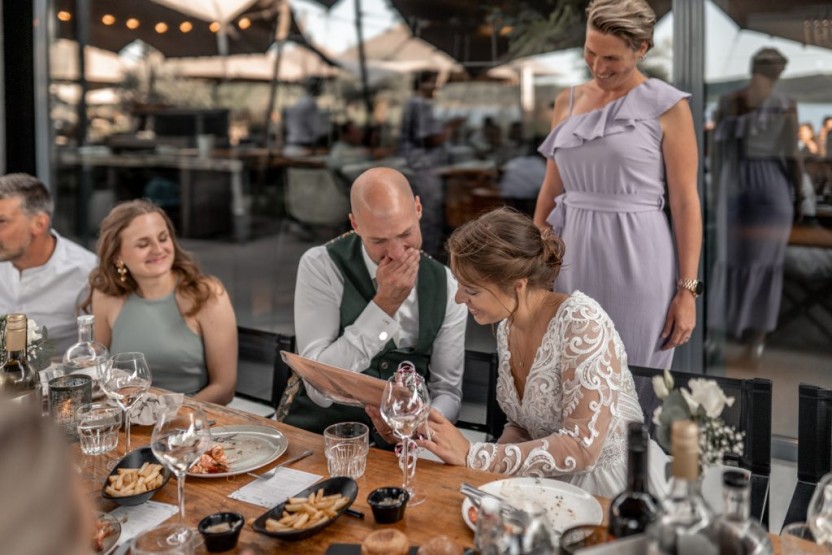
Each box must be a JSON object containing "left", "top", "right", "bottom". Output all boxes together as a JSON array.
[{"left": 447, "top": 207, "right": 565, "bottom": 294}]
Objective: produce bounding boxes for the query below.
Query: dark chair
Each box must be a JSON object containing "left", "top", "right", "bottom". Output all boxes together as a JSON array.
[
  {"left": 457, "top": 349, "right": 506, "bottom": 442},
  {"left": 782, "top": 384, "right": 832, "bottom": 530},
  {"left": 629, "top": 365, "right": 772, "bottom": 527},
  {"left": 235, "top": 327, "right": 295, "bottom": 418}
]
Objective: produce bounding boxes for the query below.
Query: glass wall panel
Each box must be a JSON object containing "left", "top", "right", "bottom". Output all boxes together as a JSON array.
[{"left": 704, "top": 0, "right": 832, "bottom": 439}]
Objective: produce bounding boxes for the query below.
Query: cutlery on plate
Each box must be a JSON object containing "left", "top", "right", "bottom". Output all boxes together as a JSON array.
[
  {"left": 460, "top": 483, "right": 525, "bottom": 518},
  {"left": 345, "top": 508, "right": 365, "bottom": 520},
  {"left": 247, "top": 449, "right": 313, "bottom": 480}
]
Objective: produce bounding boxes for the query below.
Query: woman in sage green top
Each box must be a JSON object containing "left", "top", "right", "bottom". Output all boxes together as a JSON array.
[{"left": 85, "top": 200, "right": 238, "bottom": 405}]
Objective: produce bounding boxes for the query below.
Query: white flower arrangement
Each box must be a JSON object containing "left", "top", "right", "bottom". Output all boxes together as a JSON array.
[
  {"left": 0, "top": 315, "right": 52, "bottom": 371},
  {"left": 652, "top": 369, "right": 745, "bottom": 468}
]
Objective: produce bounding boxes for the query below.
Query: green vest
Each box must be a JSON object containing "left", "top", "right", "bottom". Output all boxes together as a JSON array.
[{"left": 284, "top": 232, "right": 447, "bottom": 442}]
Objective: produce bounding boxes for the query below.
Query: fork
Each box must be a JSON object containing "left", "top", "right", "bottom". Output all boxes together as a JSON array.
[
  {"left": 460, "top": 482, "right": 526, "bottom": 519},
  {"left": 247, "top": 449, "right": 313, "bottom": 480}
]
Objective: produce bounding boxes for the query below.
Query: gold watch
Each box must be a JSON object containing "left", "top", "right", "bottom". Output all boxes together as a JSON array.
[{"left": 677, "top": 278, "right": 704, "bottom": 298}]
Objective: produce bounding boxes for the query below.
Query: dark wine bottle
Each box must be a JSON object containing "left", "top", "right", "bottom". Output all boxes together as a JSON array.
[{"left": 609, "top": 421, "right": 660, "bottom": 538}]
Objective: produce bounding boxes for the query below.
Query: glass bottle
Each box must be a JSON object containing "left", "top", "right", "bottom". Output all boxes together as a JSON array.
[
  {"left": 714, "top": 470, "right": 774, "bottom": 554},
  {"left": 609, "top": 421, "right": 660, "bottom": 538},
  {"left": 647, "top": 420, "right": 718, "bottom": 554},
  {"left": 474, "top": 496, "right": 506, "bottom": 555},
  {"left": 63, "top": 315, "right": 109, "bottom": 379},
  {"left": 0, "top": 313, "right": 41, "bottom": 406}
]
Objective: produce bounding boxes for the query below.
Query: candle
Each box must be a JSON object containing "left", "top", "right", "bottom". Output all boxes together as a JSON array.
[{"left": 48, "top": 375, "right": 92, "bottom": 441}]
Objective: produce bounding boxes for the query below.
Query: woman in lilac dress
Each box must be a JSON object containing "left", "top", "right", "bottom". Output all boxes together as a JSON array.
[{"left": 534, "top": 0, "right": 702, "bottom": 368}]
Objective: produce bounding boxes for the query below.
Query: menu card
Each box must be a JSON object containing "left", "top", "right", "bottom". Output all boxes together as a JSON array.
[
  {"left": 110, "top": 500, "right": 178, "bottom": 546},
  {"left": 229, "top": 467, "right": 323, "bottom": 508}
]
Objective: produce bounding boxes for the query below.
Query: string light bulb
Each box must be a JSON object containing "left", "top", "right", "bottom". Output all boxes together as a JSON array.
[
  {"left": 155, "top": 22, "right": 168, "bottom": 34},
  {"left": 57, "top": 10, "right": 71, "bottom": 22},
  {"left": 126, "top": 18, "right": 140, "bottom": 30},
  {"left": 209, "top": 21, "right": 220, "bottom": 33},
  {"left": 238, "top": 17, "right": 251, "bottom": 30},
  {"left": 102, "top": 14, "right": 115, "bottom": 26},
  {"left": 179, "top": 21, "right": 193, "bottom": 33}
]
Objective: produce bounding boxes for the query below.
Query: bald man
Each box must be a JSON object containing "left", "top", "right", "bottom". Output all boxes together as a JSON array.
[{"left": 283, "top": 168, "right": 467, "bottom": 440}]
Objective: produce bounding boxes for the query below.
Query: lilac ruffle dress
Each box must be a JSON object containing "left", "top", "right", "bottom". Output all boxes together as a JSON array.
[{"left": 538, "top": 78, "right": 691, "bottom": 369}]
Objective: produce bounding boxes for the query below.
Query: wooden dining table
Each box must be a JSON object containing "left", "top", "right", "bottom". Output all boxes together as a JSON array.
[{"left": 83, "top": 397, "right": 786, "bottom": 554}]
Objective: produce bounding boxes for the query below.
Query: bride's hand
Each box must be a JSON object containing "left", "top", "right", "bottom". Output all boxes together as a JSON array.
[{"left": 414, "top": 408, "right": 470, "bottom": 466}]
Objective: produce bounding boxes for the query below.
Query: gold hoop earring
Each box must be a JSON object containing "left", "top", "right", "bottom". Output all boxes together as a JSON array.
[{"left": 116, "top": 260, "right": 128, "bottom": 283}]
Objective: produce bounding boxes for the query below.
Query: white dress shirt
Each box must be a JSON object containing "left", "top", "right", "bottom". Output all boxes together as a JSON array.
[
  {"left": 0, "top": 231, "right": 97, "bottom": 353},
  {"left": 294, "top": 243, "right": 467, "bottom": 421},
  {"left": 284, "top": 94, "right": 327, "bottom": 146}
]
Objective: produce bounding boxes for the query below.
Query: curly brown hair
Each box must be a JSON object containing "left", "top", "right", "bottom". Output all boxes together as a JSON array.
[
  {"left": 83, "top": 200, "right": 214, "bottom": 316},
  {"left": 447, "top": 207, "right": 565, "bottom": 297}
]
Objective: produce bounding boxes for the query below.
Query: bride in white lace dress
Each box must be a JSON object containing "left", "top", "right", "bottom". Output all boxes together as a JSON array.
[{"left": 368, "top": 207, "right": 668, "bottom": 498}]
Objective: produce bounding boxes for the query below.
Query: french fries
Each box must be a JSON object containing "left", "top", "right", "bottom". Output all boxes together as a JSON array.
[
  {"left": 264, "top": 488, "right": 350, "bottom": 533},
  {"left": 104, "top": 462, "right": 165, "bottom": 497}
]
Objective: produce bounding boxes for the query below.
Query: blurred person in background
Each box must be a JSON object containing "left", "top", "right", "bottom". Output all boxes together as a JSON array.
[
  {"left": 0, "top": 173, "right": 97, "bottom": 352},
  {"left": 798, "top": 122, "right": 820, "bottom": 157},
  {"left": 85, "top": 200, "right": 238, "bottom": 404},
  {"left": 707, "top": 47, "right": 802, "bottom": 360},
  {"left": 399, "top": 70, "right": 464, "bottom": 258},
  {"left": 819, "top": 116, "right": 832, "bottom": 157},
  {"left": 0, "top": 399, "right": 92, "bottom": 555},
  {"left": 534, "top": 0, "right": 701, "bottom": 368},
  {"left": 283, "top": 77, "right": 329, "bottom": 156}
]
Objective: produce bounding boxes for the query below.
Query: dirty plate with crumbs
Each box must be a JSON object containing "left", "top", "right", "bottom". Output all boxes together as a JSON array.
[
  {"left": 460, "top": 477, "right": 602, "bottom": 536},
  {"left": 188, "top": 425, "right": 288, "bottom": 478}
]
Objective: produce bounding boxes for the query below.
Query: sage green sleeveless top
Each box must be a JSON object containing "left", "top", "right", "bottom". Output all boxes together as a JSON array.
[{"left": 110, "top": 292, "right": 207, "bottom": 395}]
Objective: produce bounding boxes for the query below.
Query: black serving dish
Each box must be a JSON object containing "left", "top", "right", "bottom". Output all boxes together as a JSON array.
[
  {"left": 367, "top": 486, "right": 409, "bottom": 524},
  {"left": 101, "top": 447, "right": 172, "bottom": 506},
  {"left": 252, "top": 477, "right": 358, "bottom": 541},
  {"left": 198, "top": 512, "right": 244, "bottom": 552}
]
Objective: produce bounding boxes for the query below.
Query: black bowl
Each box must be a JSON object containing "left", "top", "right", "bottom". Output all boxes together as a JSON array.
[
  {"left": 101, "top": 447, "right": 172, "bottom": 506},
  {"left": 252, "top": 477, "right": 358, "bottom": 541},
  {"left": 367, "top": 487, "right": 409, "bottom": 524},
  {"left": 198, "top": 512, "right": 244, "bottom": 552}
]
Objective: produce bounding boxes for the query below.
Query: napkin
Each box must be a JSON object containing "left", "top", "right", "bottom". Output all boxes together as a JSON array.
[{"left": 128, "top": 392, "right": 184, "bottom": 425}]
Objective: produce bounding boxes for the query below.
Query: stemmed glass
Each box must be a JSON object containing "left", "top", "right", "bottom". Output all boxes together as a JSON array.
[
  {"left": 807, "top": 472, "right": 832, "bottom": 547},
  {"left": 151, "top": 404, "right": 212, "bottom": 543},
  {"left": 100, "top": 352, "right": 152, "bottom": 453},
  {"left": 380, "top": 365, "right": 431, "bottom": 506}
]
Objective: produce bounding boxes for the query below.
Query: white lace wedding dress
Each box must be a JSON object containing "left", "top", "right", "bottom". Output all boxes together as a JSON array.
[{"left": 466, "top": 291, "right": 669, "bottom": 499}]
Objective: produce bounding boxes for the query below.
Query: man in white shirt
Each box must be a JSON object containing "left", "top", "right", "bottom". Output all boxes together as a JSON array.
[
  {"left": 283, "top": 77, "right": 328, "bottom": 156},
  {"left": 282, "top": 167, "right": 467, "bottom": 441},
  {"left": 0, "top": 174, "right": 97, "bottom": 353}
]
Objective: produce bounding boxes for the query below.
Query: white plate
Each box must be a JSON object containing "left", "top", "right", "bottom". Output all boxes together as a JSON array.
[
  {"left": 188, "top": 425, "right": 288, "bottom": 478},
  {"left": 461, "top": 477, "right": 603, "bottom": 534}
]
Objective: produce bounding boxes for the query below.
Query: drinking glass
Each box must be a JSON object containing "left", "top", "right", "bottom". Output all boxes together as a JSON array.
[
  {"left": 131, "top": 523, "right": 206, "bottom": 554},
  {"left": 807, "top": 473, "right": 832, "bottom": 548},
  {"left": 100, "top": 352, "right": 152, "bottom": 453},
  {"left": 76, "top": 402, "right": 122, "bottom": 479},
  {"left": 151, "top": 404, "right": 212, "bottom": 526},
  {"left": 380, "top": 367, "right": 431, "bottom": 506},
  {"left": 782, "top": 522, "right": 828, "bottom": 555},
  {"left": 324, "top": 422, "right": 369, "bottom": 479}
]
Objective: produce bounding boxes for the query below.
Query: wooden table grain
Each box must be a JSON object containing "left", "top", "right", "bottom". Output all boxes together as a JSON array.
[{"left": 84, "top": 399, "right": 785, "bottom": 554}]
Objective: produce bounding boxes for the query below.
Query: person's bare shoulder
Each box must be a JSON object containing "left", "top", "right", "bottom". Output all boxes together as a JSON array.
[{"left": 91, "top": 289, "right": 125, "bottom": 322}]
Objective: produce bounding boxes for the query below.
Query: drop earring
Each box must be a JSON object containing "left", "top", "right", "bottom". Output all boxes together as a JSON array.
[{"left": 116, "top": 260, "right": 128, "bottom": 283}]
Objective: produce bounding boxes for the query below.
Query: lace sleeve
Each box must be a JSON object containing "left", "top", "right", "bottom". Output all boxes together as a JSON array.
[{"left": 466, "top": 301, "right": 623, "bottom": 477}]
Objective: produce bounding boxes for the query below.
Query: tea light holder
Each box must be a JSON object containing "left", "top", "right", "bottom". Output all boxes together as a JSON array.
[{"left": 48, "top": 375, "right": 92, "bottom": 440}]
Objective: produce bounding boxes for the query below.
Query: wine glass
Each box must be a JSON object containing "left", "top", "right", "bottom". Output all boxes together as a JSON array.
[
  {"left": 808, "top": 472, "right": 832, "bottom": 547},
  {"left": 151, "top": 404, "right": 212, "bottom": 540},
  {"left": 100, "top": 352, "right": 152, "bottom": 453},
  {"left": 380, "top": 366, "right": 431, "bottom": 506}
]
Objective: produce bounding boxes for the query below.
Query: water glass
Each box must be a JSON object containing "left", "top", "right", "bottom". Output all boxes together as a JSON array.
[
  {"left": 782, "top": 522, "right": 828, "bottom": 554},
  {"left": 77, "top": 402, "right": 122, "bottom": 455},
  {"left": 324, "top": 422, "right": 369, "bottom": 479},
  {"left": 131, "top": 524, "right": 205, "bottom": 554}
]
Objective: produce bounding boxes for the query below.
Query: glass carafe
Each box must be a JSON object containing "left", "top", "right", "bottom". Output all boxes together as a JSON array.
[{"left": 63, "top": 315, "right": 109, "bottom": 380}]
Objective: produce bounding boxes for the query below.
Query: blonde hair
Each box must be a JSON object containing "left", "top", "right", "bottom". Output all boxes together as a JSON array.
[
  {"left": 586, "top": 0, "right": 656, "bottom": 52},
  {"left": 83, "top": 199, "right": 215, "bottom": 316},
  {"left": 447, "top": 207, "right": 565, "bottom": 297}
]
